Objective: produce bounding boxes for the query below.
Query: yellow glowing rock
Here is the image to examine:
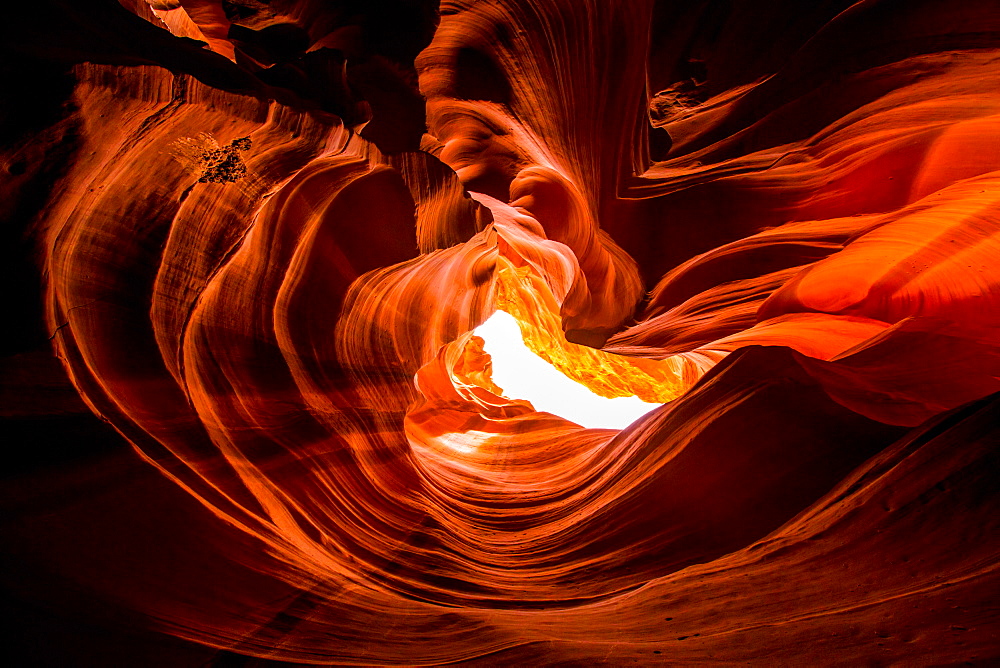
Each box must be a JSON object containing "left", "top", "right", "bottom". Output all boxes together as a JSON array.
[{"left": 454, "top": 334, "right": 508, "bottom": 399}]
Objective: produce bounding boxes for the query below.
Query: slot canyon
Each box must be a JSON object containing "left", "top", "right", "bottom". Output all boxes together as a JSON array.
[{"left": 1, "top": 0, "right": 999, "bottom": 664}]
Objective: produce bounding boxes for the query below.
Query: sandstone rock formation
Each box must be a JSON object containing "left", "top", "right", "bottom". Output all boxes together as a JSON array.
[{"left": 2, "top": 0, "right": 999, "bottom": 664}]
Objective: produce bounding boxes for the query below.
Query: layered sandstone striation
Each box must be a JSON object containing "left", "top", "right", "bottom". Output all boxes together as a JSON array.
[{"left": 2, "top": 0, "right": 1000, "bottom": 664}]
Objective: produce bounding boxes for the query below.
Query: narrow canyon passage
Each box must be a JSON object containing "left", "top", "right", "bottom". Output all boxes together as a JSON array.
[{"left": 1, "top": 0, "right": 999, "bottom": 665}]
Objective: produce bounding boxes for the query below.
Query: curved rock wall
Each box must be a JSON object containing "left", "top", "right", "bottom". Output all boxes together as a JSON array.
[{"left": 3, "top": 0, "right": 1000, "bottom": 664}]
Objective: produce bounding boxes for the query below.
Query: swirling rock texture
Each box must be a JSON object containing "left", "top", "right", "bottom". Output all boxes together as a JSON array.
[{"left": 2, "top": 0, "right": 1000, "bottom": 665}]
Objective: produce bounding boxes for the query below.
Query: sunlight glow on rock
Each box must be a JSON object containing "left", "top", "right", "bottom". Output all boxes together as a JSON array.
[{"left": 474, "top": 310, "right": 663, "bottom": 430}]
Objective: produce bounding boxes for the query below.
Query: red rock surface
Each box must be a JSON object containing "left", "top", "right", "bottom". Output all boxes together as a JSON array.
[{"left": 2, "top": 0, "right": 999, "bottom": 664}]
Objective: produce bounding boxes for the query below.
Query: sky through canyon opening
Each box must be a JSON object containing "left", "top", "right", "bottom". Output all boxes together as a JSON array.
[{"left": 474, "top": 310, "right": 663, "bottom": 429}]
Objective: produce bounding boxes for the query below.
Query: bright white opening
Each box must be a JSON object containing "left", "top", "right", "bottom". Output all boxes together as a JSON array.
[{"left": 473, "top": 310, "right": 663, "bottom": 430}]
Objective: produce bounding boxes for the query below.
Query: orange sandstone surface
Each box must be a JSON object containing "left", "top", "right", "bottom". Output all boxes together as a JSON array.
[{"left": 1, "top": 0, "right": 999, "bottom": 664}]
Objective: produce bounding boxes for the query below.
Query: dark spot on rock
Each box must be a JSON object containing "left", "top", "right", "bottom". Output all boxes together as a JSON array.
[
  {"left": 649, "top": 125, "right": 673, "bottom": 162},
  {"left": 198, "top": 137, "right": 252, "bottom": 184},
  {"left": 453, "top": 47, "right": 512, "bottom": 105},
  {"left": 565, "top": 328, "right": 610, "bottom": 349}
]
